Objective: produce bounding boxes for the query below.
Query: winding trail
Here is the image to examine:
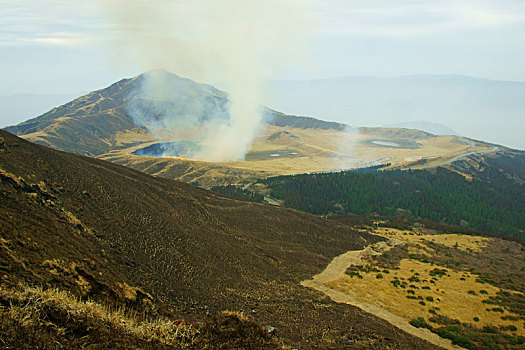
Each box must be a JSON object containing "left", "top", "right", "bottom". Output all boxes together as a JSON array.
[{"left": 301, "top": 238, "right": 462, "bottom": 350}]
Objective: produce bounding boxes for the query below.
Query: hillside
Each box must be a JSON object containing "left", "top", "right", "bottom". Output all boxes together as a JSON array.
[
  {"left": 249, "top": 160, "right": 525, "bottom": 239},
  {"left": 0, "top": 130, "right": 441, "bottom": 349}
]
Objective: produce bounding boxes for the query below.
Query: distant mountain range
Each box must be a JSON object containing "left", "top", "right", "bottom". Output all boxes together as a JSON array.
[{"left": 263, "top": 74, "right": 525, "bottom": 150}]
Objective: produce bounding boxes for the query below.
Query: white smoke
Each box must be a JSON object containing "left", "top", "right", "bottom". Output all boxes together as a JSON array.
[
  {"left": 103, "top": 0, "right": 315, "bottom": 162},
  {"left": 331, "top": 126, "right": 360, "bottom": 170}
]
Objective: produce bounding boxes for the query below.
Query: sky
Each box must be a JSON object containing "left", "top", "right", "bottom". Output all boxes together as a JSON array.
[{"left": 1, "top": 0, "right": 525, "bottom": 128}]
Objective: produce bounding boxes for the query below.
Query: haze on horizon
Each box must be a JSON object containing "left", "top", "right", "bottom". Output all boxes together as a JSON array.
[{"left": 1, "top": 0, "right": 525, "bottom": 149}]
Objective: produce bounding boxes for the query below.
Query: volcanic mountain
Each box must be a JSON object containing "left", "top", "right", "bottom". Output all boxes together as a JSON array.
[
  {"left": 0, "top": 130, "right": 441, "bottom": 348},
  {"left": 3, "top": 70, "right": 344, "bottom": 157},
  {"left": 4, "top": 70, "right": 507, "bottom": 189}
]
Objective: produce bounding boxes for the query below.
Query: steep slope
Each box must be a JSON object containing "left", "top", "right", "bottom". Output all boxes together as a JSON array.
[{"left": 0, "top": 130, "right": 440, "bottom": 349}]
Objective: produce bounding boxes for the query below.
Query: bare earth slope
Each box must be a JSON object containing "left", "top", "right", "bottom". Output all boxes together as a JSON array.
[{"left": 0, "top": 130, "right": 441, "bottom": 349}]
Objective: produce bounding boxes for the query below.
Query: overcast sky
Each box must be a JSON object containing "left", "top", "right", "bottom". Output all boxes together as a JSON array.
[{"left": 1, "top": 0, "right": 525, "bottom": 97}]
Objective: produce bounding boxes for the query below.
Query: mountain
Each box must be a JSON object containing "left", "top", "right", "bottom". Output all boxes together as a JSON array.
[
  {"left": 0, "top": 130, "right": 440, "bottom": 349},
  {"left": 3, "top": 71, "right": 512, "bottom": 190},
  {"left": 3, "top": 70, "right": 345, "bottom": 157},
  {"left": 263, "top": 75, "right": 525, "bottom": 150},
  {"left": 385, "top": 122, "right": 460, "bottom": 136}
]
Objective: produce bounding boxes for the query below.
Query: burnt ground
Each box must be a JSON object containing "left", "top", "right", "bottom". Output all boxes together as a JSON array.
[{"left": 0, "top": 130, "right": 441, "bottom": 349}]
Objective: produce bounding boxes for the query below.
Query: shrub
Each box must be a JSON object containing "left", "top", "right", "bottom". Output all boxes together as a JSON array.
[
  {"left": 391, "top": 279, "right": 401, "bottom": 287},
  {"left": 482, "top": 325, "right": 498, "bottom": 334},
  {"left": 410, "top": 317, "right": 432, "bottom": 330}
]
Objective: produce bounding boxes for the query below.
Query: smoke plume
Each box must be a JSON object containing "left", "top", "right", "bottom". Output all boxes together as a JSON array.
[{"left": 103, "top": 0, "right": 315, "bottom": 161}]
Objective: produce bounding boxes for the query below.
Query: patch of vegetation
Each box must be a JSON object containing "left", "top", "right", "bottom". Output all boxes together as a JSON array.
[
  {"left": 0, "top": 284, "right": 197, "bottom": 349},
  {"left": 0, "top": 284, "right": 282, "bottom": 349},
  {"left": 429, "top": 268, "right": 448, "bottom": 277},
  {"left": 410, "top": 317, "right": 432, "bottom": 329},
  {"left": 419, "top": 314, "right": 525, "bottom": 349},
  {"left": 258, "top": 167, "right": 525, "bottom": 238}
]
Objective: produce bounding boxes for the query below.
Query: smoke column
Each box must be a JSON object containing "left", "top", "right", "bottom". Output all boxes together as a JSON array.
[{"left": 103, "top": 0, "right": 315, "bottom": 162}]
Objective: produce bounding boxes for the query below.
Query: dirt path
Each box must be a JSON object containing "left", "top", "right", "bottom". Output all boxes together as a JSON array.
[{"left": 301, "top": 238, "right": 463, "bottom": 350}]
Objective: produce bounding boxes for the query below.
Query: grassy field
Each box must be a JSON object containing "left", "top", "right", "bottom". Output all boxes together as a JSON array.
[
  {"left": 99, "top": 124, "right": 494, "bottom": 188},
  {"left": 322, "top": 226, "right": 525, "bottom": 349}
]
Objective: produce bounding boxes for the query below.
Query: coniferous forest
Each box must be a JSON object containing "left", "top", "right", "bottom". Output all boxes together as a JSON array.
[{"left": 254, "top": 167, "right": 525, "bottom": 239}]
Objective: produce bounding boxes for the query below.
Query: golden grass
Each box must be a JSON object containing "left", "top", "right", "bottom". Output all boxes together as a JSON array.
[
  {"left": 103, "top": 125, "right": 486, "bottom": 173},
  {"left": 0, "top": 284, "right": 199, "bottom": 347},
  {"left": 375, "top": 227, "right": 490, "bottom": 253},
  {"left": 220, "top": 310, "right": 250, "bottom": 322},
  {"left": 325, "top": 229, "right": 525, "bottom": 337}
]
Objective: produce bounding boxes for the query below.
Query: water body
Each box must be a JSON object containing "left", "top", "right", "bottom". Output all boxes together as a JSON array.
[
  {"left": 371, "top": 140, "right": 401, "bottom": 147},
  {"left": 245, "top": 149, "right": 301, "bottom": 161},
  {"left": 132, "top": 142, "right": 302, "bottom": 161},
  {"left": 367, "top": 139, "right": 421, "bottom": 149},
  {"left": 132, "top": 141, "right": 201, "bottom": 158}
]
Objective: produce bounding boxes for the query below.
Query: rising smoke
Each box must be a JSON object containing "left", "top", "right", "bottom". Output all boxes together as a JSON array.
[{"left": 103, "top": 0, "right": 315, "bottom": 162}]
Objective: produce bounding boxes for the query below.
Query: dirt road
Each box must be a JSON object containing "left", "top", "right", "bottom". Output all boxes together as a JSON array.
[{"left": 301, "top": 238, "right": 463, "bottom": 350}]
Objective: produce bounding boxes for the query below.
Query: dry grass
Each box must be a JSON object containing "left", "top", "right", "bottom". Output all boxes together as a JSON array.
[
  {"left": 325, "top": 228, "right": 525, "bottom": 339},
  {"left": 95, "top": 125, "right": 492, "bottom": 188},
  {"left": 220, "top": 310, "right": 250, "bottom": 322},
  {"left": 326, "top": 259, "right": 523, "bottom": 333},
  {"left": 0, "top": 284, "right": 199, "bottom": 347},
  {"left": 375, "top": 227, "right": 490, "bottom": 253}
]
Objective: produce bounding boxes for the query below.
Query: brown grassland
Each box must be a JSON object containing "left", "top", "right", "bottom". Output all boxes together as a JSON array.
[{"left": 322, "top": 226, "right": 525, "bottom": 349}]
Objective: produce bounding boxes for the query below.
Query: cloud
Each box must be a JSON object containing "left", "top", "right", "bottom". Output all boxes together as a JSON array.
[
  {"left": 0, "top": 0, "right": 111, "bottom": 46},
  {"left": 317, "top": 0, "right": 525, "bottom": 37}
]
